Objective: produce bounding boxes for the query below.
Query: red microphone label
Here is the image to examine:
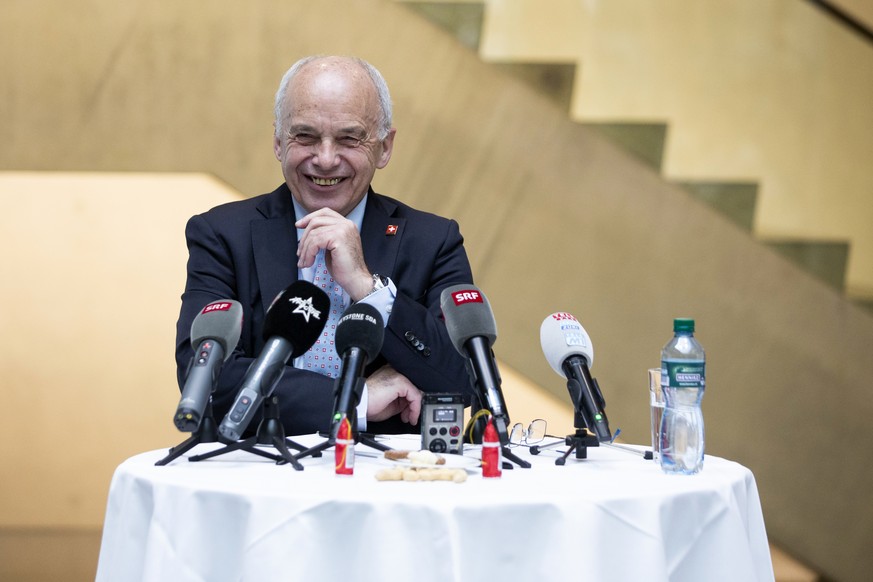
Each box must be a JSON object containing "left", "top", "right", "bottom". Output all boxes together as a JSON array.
[
  {"left": 450, "top": 290, "right": 483, "bottom": 305},
  {"left": 550, "top": 312, "right": 578, "bottom": 322},
  {"left": 202, "top": 302, "right": 233, "bottom": 314}
]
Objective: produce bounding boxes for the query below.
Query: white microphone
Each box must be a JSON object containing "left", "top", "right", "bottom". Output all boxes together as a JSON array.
[{"left": 540, "top": 312, "right": 612, "bottom": 442}]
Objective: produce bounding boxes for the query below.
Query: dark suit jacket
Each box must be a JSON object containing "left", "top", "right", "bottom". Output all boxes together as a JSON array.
[{"left": 175, "top": 184, "right": 475, "bottom": 436}]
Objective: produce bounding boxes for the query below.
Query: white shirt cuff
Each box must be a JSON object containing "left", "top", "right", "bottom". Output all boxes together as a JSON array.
[{"left": 357, "top": 277, "right": 396, "bottom": 327}]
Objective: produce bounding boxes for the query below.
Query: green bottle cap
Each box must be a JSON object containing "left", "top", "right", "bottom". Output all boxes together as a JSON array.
[{"left": 673, "top": 318, "right": 695, "bottom": 332}]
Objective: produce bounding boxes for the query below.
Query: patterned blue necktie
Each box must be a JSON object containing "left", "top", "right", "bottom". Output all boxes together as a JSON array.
[{"left": 301, "top": 250, "right": 345, "bottom": 378}]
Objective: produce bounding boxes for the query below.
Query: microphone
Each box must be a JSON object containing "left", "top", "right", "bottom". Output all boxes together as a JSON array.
[
  {"left": 440, "top": 284, "right": 511, "bottom": 444},
  {"left": 540, "top": 312, "right": 612, "bottom": 442},
  {"left": 217, "top": 281, "right": 329, "bottom": 442},
  {"left": 329, "top": 302, "right": 384, "bottom": 439},
  {"left": 174, "top": 300, "right": 243, "bottom": 432}
]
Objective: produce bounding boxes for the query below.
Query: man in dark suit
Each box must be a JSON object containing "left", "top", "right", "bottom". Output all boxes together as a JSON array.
[{"left": 175, "top": 55, "right": 475, "bottom": 436}]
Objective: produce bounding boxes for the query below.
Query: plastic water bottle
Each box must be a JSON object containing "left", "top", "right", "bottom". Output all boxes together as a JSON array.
[{"left": 659, "top": 318, "right": 706, "bottom": 475}]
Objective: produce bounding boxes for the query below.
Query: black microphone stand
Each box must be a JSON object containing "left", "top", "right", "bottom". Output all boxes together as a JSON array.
[
  {"left": 290, "top": 423, "right": 391, "bottom": 464},
  {"left": 503, "top": 445, "right": 532, "bottom": 469},
  {"left": 530, "top": 374, "right": 607, "bottom": 465},
  {"left": 155, "top": 400, "right": 221, "bottom": 466},
  {"left": 292, "top": 358, "right": 391, "bottom": 465},
  {"left": 187, "top": 395, "right": 312, "bottom": 470},
  {"left": 529, "top": 410, "right": 600, "bottom": 465}
]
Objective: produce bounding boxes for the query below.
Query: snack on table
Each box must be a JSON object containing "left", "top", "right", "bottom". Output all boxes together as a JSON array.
[
  {"left": 383, "top": 449, "right": 446, "bottom": 466},
  {"left": 375, "top": 467, "right": 467, "bottom": 483},
  {"left": 407, "top": 450, "right": 446, "bottom": 466}
]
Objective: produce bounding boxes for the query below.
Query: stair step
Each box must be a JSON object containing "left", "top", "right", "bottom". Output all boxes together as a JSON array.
[
  {"left": 401, "top": 1, "right": 484, "bottom": 51},
  {"left": 491, "top": 62, "right": 575, "bottom": 112},
  {"left": 766, "top": 240, "right": 849, "bottom": 291},
  {"left": 678, "top": 181, "right": 758, "bottom": 233},
  {"left": 587, "top": 122, "right": 668, "bottom": 171}
]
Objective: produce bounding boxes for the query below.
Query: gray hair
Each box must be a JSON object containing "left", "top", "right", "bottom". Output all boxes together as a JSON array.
[{"left": 273, "top": 56, "right": 393, "bottom": 140}]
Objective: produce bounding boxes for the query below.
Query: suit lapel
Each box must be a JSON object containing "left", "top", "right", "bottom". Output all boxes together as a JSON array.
[
  {"left": 362, "top": 193, "right": 405, "bottom": 278},
  {"left": 252, "top": 186, "right": 298, "bottom": 317}
]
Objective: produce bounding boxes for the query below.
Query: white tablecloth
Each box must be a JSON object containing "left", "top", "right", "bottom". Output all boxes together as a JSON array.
[{"left": 96, "top": 434, "right": 774, "bottom": 582}]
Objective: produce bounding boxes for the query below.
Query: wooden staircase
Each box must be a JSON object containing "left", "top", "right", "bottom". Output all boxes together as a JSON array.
[{"left": 398, "top": 0, "right": 873, "bottom": 312}]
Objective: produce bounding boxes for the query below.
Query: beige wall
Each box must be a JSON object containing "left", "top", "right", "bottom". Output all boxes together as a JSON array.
[
  {"left": 0, "top": 173, "right": 241, "bottom": 526},
  {"left": 831, "top": 0, "right": 873, "bottom": 31},
  {"left": 2, "top": 1, "right": 873, "bottom": 580}
]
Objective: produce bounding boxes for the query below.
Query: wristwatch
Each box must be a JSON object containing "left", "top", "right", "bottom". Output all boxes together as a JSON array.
[{"left": 369, "top": 274, "right": 388, "bottom": 295}]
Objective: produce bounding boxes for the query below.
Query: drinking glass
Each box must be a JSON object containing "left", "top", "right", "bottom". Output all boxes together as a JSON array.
[{"left": 648, "top": 368, "right": 665, "bottom": 461}]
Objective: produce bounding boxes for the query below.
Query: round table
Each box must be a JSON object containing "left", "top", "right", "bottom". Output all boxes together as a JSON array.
[{"left": 96, "top": 434, "right": 774, "bottom": 582}]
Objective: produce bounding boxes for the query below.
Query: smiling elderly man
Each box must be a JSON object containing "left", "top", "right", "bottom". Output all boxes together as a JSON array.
[{"left": 175, "top": 55, "right": 476, "bottom": 436}]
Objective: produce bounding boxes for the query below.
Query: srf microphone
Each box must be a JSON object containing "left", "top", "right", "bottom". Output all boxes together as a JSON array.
[
  {"left": 217, "top": 281, "right": 329, "bottom": 442},
  {"left": 540, "top": 312, "right": 612, "bottom": 442},
  {"left": 329, "top": 302, "right": 384, "bottom": 439},
  {"left": 440, "top": 284, "right": 511, "bottom": 443},
  {"left": 174, "top": 300, "right": 243, "bottom": 432}
]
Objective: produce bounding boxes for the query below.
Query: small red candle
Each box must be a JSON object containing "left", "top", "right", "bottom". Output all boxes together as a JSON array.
[
  {"left": 335, "top": 416, "right": 354, "bottom": 476},
  {"left": 481, "top": 417, "right": 502, "bottom": 478}
]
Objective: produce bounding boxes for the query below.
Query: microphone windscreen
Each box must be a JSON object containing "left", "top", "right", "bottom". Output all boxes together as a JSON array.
[
  {"left": 335, "top": 302, "right": 384, "bottom": 363},
  {"left": 263, "top": 281, "right": 330, "bottom": 357},
  {"left": 540, "top": 312, "right": 594, "bottom": 377},
  {"left": 190, "top": 299, "right": 243, "bottom": 361},
  {"left": 440, "top": 284, "right": 497, "bottom": 355}
]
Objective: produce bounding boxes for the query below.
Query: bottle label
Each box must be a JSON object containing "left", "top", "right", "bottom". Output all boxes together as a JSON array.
[{"left": 662, "top": 361, "right": 705, "bottom": 389}]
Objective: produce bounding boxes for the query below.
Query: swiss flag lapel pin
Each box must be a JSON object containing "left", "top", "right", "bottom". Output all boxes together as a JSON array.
[{"left": 385, "top": 224, "right": 399, "bottom": 236}]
